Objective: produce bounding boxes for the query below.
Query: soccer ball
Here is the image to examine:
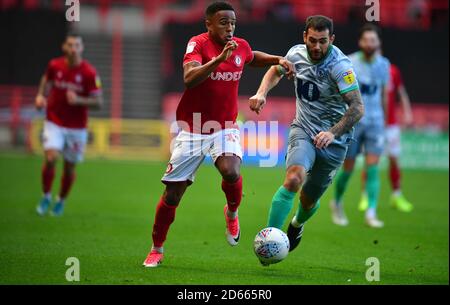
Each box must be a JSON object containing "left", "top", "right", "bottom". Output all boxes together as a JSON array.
[{"left": 254, "top": 227, "right": 290, "bottom": 265}]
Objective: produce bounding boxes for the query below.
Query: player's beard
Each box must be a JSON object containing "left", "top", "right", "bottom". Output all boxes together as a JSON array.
[
  {"left": 307, "top": 47, "right": 325, "bottom": 61},
  {"left": 66, "top": 53, "right": 82, "bottom": 66},
  {"left": 362, "top": 47, "right": 377, "bottom": 58}
]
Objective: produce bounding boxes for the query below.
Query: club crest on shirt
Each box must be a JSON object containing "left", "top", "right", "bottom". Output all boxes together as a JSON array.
[
  {"left": 75, "top": 74, "right": 82, "bottom": 83},
  {"left": 317, "top": 68, "right": 327, "bottom": 79},
  {"left": 234, "top": 55, "right": 242, "bottom": 67},
  {"left": 57, "top": 71, "right": 63, "bottom": 79}
]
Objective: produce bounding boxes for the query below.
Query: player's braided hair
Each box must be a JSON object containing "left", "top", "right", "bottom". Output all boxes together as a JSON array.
[{"left": 205, "top": 1, "right": 234, "bottom": 18}]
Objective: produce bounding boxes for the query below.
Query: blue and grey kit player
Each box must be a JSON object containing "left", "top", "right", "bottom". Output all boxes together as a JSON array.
[
  {"left": 331, "top": 23, "right": 390, "bottom": 228},
  {"left": 249, "top": 15, "right": 364, "bottom": 259}
]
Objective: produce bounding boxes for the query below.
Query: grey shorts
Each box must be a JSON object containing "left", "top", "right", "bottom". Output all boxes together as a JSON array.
[
  {"left": 286, "top": 126, "right": 349, "bottom": 203},
  {"left": 346, "top": 122, "right": 385, "bottom": 159}
]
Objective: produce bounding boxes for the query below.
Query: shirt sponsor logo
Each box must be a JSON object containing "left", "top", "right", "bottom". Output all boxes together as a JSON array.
[
  {"left": 343, "top": 70, "right": 355, "bottom": 84},
  {"left": 360, "top": 83, "right": 378, "bottom": 96},
  {"left": 186, "top": 42, "right": 196, "bottom": 54},
  {"left": 53, "top": 80, "right": 83, "bottom": 93},
  {"left": 210, "top": 71, "right": 243, "bottom": 81}
]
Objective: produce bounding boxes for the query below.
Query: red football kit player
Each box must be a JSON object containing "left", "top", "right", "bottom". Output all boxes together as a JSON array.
[
  {"left": 384, "top": 63, "right": 414, "bottom": 211},
  {"left": 143, "top": 1, "right": 294, "bottom": 267},
  {"left": 35, "top": 33, "right": 103, "bottom": 217},
  {"left": 176, "top": 31, "right": 252, "bottom": 133}
]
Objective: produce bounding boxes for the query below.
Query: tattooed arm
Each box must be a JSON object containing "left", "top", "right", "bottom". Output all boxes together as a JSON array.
[
  {"left": 330, "top": 89, "right": 364, "bottom": 136},
  {"left": 66, "top": 90, "right": 103, "bottom": 109},
  {"left": 314, "top": 89, "right": 364, "bottom": 149}
]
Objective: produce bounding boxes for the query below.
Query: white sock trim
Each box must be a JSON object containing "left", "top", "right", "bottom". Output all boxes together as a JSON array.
[
  {"left": 152, "top": 246, "right": 163, "bottom": 254},
  {"left": 393, "top": 190, "right": 402, "bottom": 197},
  {"left": 226, "top": 207, "right": 238, "bottom": 219}
]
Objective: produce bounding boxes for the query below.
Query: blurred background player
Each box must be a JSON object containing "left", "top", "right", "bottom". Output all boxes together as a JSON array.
[
  {"left": 249, "top": 15, "right": 363, "bottom": 259},
  {"left": 35, "top": 33, "right": 103, "bottom": 216},
  {"left": 358, "top": 63, "right": 414, "bottom": 213},
  {"left": 330, "top": 23, "right": 389, "bottom": 228},
  {"left": 143, "top": 1, "right": 293, "bottom": 268}
]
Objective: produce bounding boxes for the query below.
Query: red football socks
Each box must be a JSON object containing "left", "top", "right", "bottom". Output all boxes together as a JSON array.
[
  {"left": 42, "top": 164, "right": 55, "bottom": 194},
  {"left": 221, "top": 175, "right": 243, "bottom": 213},
  {"left": 389, "top": 161, "right": 401, "bottom": 191},
  {"left": 152, "top": 198, "right": 178, "bottom": 248},
  {"left": 59, "top": 171, "right": 76, "bottom": 200}
]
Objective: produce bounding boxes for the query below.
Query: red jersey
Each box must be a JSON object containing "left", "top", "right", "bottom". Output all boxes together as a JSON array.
[
  {"left": 45, "top": 57, "right": 101, "bottom": 129},
  {"left": 176, "top": 33, "right": 254, "bottom": 134},
  {"left": 386, "top": 64, "right": 403, "bottom": 126}
]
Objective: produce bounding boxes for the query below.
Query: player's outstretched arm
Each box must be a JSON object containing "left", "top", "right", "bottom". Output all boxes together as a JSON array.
[
  {"left": 183, "top": 40, "right": 237, "bottom": 89},
  {"left": 248, "top": 65, "right": 284, "bottom": 114},
  {"left": 314, "top": 89, "right": 364, "bottom": 149},
  {"left": 249, "top": 51, "right": 294, "bottom": 78}
]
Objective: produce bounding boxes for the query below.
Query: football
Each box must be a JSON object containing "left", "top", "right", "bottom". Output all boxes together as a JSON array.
[{"left": 254, "top": 227, "right": 290, "bottom": 265}]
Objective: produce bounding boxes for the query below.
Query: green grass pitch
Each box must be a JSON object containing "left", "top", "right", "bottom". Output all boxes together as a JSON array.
[{"left": 0, "top": 152, "right": 448, "bottom": 284}]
